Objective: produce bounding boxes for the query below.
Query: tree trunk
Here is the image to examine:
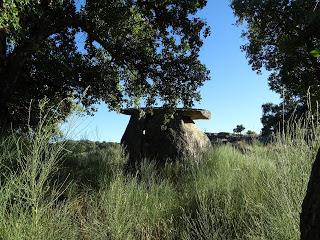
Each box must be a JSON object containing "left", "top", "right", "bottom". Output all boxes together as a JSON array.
[
  {"left": 300, "top": 147, "right": 320, "bottom": 239},
  {"left": 0, "top": 71, "right": 11, "bottom": 132},
  {"left": 0, "top": 98, "right": 10, "bottom": 132},
  {"left": 0, "top": 64, "right": 16, "bottom": 132}
]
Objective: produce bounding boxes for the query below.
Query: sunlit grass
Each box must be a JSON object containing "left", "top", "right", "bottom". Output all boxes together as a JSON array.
[{"left": 0, "top": 109, "right": 318, "bottom": 239}]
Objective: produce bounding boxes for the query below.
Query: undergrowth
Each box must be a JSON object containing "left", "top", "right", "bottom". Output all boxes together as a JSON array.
[{"left": 0, "top": 109, "right": 318, "bottom": 239}]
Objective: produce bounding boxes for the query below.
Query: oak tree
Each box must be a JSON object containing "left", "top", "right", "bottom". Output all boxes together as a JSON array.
[
  {"left": 0, "top": 0, "right": 210, "bottom": 130},
  {"left": 231, "top": 0, "right": 320, "bottom": 137},
  {"left": 231, "top": 0, "right": 320, "bottom": 102}
]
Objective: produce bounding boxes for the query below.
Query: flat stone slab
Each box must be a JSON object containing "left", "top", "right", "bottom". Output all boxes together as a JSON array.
[{"left": 120, "top": 107, "right": 211, "bottom": 120}]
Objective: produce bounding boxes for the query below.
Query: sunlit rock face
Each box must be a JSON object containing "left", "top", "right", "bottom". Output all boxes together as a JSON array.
[
  {"left": 120, "top": 108, "right": 211, "bottom": 168},
  {"left": 301, "top": 148, "right": 320, "bottom": 240}
]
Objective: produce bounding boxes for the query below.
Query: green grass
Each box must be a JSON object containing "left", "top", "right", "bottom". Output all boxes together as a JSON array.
[{"left": 0, "top": 115, "right": 318, "bottom": 239}]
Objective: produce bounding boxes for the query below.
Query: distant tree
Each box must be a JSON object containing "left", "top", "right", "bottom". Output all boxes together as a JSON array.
[
  {"left": 260, "top": 101, "right": 309, "bottom": 141},
  {"left": 233, "top": 124, "right": 245, "bottom": 135},
  {"left": 217, "top": 132, "right": 231, "bottom": 138},
  {"left": 246, "top": 130, "right": 256, "bottom": 136},
  {"left": 0, "top": 0, "right": 210, "bottom": 131}
]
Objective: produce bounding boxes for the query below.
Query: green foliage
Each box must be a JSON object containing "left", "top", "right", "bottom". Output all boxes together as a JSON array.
[
  {"left": 233, "top": 124, "right": 245, "bottom": 135},
  {"left": 0, "top": 0, "right": 30, "bottom": 30},
  {"left": 246, "top": 130, "right": 256, "bottom": 135},
  {"left": 231, "top": 0, "right": 320, "bottom": 138},
  {"left": 84, "top": 176, "right": 178, "bottom": 239},
  {"left": 59, "top": 141, "right": 125, "bottom": 189},
  {"left": 311, "top": 49, "right": 320, "bottom": 58},
  {"left": 260, "top": 95, "right": 318, "bottom": 141},
  {"left": 231, "top": 0, "right": 320, "bottom": 105},
  {"left": 0, "top": 0, "right": 210, "bottom": 130},
  {"left": 0, "top": 104, "right": 78, "bottom": 239}
]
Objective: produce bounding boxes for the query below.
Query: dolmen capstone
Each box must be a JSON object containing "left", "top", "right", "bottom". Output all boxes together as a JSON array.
[{"left": 120, "top": 107, "right": 212, "bottom": 167}]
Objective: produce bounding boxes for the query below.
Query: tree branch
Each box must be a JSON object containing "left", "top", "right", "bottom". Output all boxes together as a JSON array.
[{"left": 3, "top": 11, "right": 78, "bottom": 94}]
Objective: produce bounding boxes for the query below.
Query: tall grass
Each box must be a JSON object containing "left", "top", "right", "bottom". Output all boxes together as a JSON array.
[
  {"left": 0, "top": 108, "right": 318, "bottom": 239},
  {"left": 179, "top": 111, "right": 319, "bottom": 239},
  {"left": 0, "top": 103, "right": 79, "bottom": 240}
]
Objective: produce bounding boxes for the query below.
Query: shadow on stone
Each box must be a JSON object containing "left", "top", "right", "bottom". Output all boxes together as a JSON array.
[{"left": 120, "top": 108, "right": 212, "bottom": 170}]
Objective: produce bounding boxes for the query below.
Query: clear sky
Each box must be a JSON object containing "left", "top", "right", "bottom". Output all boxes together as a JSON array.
[{"left": 65, "top": 0, "right": 280, "bottom": 142}]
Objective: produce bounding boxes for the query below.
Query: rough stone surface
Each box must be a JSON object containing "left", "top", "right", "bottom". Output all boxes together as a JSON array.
[
  {"left": 300, "top": 147, "right": 320, "bottom": 239},
  {"left": 121, "top": 108, "right": 211, "bottom": 120},
  {"left": 120, "top": 110, "right": 211, "bottom": 167},
  {"left": 121, "top": 112, "right": 145, "bottom": 164}
]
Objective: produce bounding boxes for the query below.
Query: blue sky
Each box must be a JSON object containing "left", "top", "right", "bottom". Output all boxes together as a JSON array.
[{"left": 65, "top": 0, "right": 280, "bottom": 142}]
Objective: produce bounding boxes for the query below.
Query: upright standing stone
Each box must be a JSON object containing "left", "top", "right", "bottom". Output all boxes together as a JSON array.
[
  {"left": 121, "top": 111, "right": 145, "bottom": 165},
  {"left": 301, "top": 148, "right": 320, "bottom": 239},
  {"left": 120, "top": 108, "right": 212, "bottom": 167}
]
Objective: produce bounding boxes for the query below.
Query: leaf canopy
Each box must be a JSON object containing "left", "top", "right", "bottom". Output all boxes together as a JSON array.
[
  {"left": 0, "top": 0, "right": 210, "bottom": 129},
  {"left": 231, "top": 0, "right": 320, "bottom": 105}
]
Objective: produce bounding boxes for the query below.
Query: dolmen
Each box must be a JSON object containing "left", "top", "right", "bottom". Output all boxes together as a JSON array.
[{"left": 120, "top": 107, "right": 212, "bottom": 167}]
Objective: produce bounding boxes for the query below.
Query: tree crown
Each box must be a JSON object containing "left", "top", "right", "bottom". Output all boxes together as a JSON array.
[{"left": 0, "top": 0, "right": 210, "bottom": 129}]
